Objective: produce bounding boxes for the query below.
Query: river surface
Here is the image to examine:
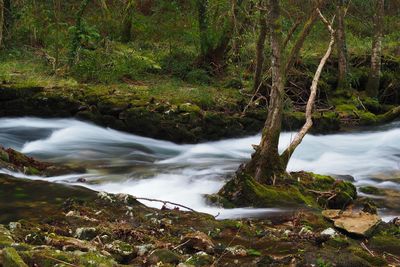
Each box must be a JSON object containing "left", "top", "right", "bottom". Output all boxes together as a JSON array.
[{"left": 0, "top": 117, "right": 399, "bottom": 220}]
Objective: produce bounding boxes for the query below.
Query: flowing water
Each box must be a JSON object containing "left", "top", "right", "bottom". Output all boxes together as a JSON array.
[{"left": 0, "top": 117, "right": 399, "bottom": 220}]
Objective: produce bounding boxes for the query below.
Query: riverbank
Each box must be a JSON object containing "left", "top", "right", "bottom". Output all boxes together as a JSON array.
[{"left": 0, "top": 82, "right": 399, "bottom": 144}]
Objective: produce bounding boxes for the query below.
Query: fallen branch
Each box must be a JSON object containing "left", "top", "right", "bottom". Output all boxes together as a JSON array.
[{"left": 134, "top": 197, "right": 198, "bottom": 213}]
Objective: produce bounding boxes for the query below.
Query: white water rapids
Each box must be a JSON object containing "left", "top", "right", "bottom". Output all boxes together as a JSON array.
[{"left": 0, "top": 117, "right": 399, "bottom": 220}]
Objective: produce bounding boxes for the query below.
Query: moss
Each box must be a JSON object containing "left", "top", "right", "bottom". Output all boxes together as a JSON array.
[
  {"left": 349, "top": 246, "right": 387, "bottom": 266},
  {"left": 0, "top": 225, "right": 14, "bottom": 248},
  {"left": 178, "top": 103, "right": 202, "bottom": 114},
  {"left": 186, "top": 252, "right": 213, "bottom": 266},
  {"left": 370, "top": 235, "right": 400, "bottom": 255},
  {"left": 359, "top": 186, "right": 384, "bottom": 196},
  {"left": 328, "top": 180, "right": 357, "bottom": 209},
  {"left": 325, "top": 236, "right": 350, "bottom": 249},
  {"left": 148, "top": 249, "right": 181, "bottom": 265},
  {"left": 358, "top": 111, "right": 377, "bottom": 125},
  {"left": 2, "top": 247, "right": 28, "bottom": 267},
  {"left": 0, "top": 149, "right": 10, "bottom": 162},
  {"left": 218, "top": 173, "right": 317, "bottom": 208}
]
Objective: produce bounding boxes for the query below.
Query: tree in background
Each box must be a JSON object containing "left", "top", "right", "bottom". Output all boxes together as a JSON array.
[
  {"left": 69, "top": 0, "right": 91, "bottom": 66},
  {"left": 366, "top": 0, "right": 384, "bottom": 98},
  {"left": 121, "top": 0, "right": 135, "bottom": 43},
  {"left": 0, "top": 0, "right": 3, "bottom": 48},
  {"left": 196, "top": 0, "right": 244, "bottom": 72},
  {"left": 336, "top": 0, "right": 349, "bottom": 90},
  {"left": 252, "top": 0, "right": 267, "bottom": 93}
]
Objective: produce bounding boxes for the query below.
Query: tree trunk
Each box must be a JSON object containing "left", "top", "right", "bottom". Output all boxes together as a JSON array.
[
  {"left": 0, "top": 0, "right": 4, "bottom": 48},
  {"left": 69, "top": 0, "right": 91, "bottom": 66},
  {"left": 197, "top": 0, "right": 209, "bottom": 58},
  {"left": 252, "top": 1, "right": 267, "bottom": 92},
  {"left": 244, "top": 0, "right": 285, "bottom": 184},
  {"left": 336, "top": 0, "right": 348, "bottom": 89},
  {"left": 366, "top": 0, "right": 384, "bottom": 98},
  {"left": 121, "top": 1, "right": 134, "bottom": 43}
]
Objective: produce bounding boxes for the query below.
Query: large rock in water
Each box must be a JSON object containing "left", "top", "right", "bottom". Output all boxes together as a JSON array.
[{"left": 322, "top": 209, "right": 381, "bottom": 237}]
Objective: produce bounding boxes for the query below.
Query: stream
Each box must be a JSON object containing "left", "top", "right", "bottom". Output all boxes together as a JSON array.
[{"left": 0, "top": 117, "right": 399, "bottom": 220}]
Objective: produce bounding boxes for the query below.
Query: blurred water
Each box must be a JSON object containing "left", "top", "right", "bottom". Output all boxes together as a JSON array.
[{"left": 0, "top": 117, "right": 399, "bottom": 219}]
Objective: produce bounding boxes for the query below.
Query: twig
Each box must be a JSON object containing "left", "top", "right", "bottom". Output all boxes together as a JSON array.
[
  {"left": 134, "top": 197, "right": 198, "bottom": 213},
  {"left": 172, "top": 239, "right": 190, "bottom": 251},
  {"left": 361, "top": 242, "right": 375, "bottom": 257},
  {"left": 42, "top": 255, "right": 79, "bottom": 267}
]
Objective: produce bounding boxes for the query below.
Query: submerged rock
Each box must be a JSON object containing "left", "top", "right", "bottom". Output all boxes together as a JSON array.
[{"left": 322, "top": 209, "right": 381, "bottom": 237}]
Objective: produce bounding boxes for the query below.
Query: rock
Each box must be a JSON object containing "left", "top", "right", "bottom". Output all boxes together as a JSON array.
[
  {"left": 320, "top": 228, "right": 338, "bottom": 238},
  {"left": 45, "top": 235, "right": 96, "bottom": 252},
  {"left": 186, "top": 251, "right": 214, "bottom": 266},
  {"left": 391, "top": 217, "right": 400, "bottom": 226},
  {"left": 74, "top": 227, "right": 99, "bottom": 240},
  {"left": 148, "top": 249, "right": 181, "bottom": 265},
  {"left": 2, "top": 247, "right": 28, "bottom": 267},
  {"left": 105, "top": 240, "right": 136, "bottom": 263},
  {"left": 135, "top": 244, "right": 154, "bottom": 256},
  {"left": 226, "top": 245, "right": 247, "bottom": 256},
  {"left": 182, "top": 231, "right": 214, "bottom": 253},
  {"left": 8, "top": 222, "right": 21, "bottom": 231},
  {"left": 322, "top": 209, "right": 381, "bottom": 237},
  {"left": 0, "top": 225, "right": 14, "bottom": 248}
]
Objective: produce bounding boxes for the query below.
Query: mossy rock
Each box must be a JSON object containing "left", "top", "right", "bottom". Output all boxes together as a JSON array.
[
  {"left": 186, "top": 252, "right": 213, "bottom": 266},
  {"left": 2, "top": 247, "right": 28, "bottom": 267},
  {"left": 0, "top": 225, "right": 14, "bottom": 248},
  {"left": 218, "top": 173, "right": 316, "bottom": 208},
  {"left": 0, "top": 149, "right": 10, "bottom": 162},
  {"left": 369, "top": 235, "right": 400, "bottom": 255},
  {"left": 148, "top": 249, "right": 181, "bottom": 265}
]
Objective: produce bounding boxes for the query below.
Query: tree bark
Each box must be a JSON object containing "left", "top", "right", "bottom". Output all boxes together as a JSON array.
[
  {"left": 121, "top": 1, "right": 135, "bottom": 43},
  {"left": 252, "top": 2, "right": 267, "bottom": 92},
  {"left": 69, "top": 0, "right": 91, "bottom": 66},
  {"left": 0, "top": 0, "right": 4, "bottom": 48},
  {"left": 197, "top": 0, "right": 209, "bottom": 58},
  {"left": 366, "top": 0, "right": 384, "bottom": 98},
  {"left": 281, "top": 9, "right": 335, "bottom": 166},
  {"left": 284, "top": 7, "right": 321, "bottom": 74},
  {"left": 336, "top": 0, "right": 348, "bottom": 89},
  {"left": 245, "top": 0, "right": 285, "bottom": 184}
]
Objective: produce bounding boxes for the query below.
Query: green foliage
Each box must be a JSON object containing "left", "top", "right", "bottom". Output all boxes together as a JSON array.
[{"left": 71, "top": 44, "right": 161, "bottom": 83}]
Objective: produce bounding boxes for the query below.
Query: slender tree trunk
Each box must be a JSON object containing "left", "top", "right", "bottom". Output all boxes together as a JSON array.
[
  {"left": 245, "top": 0, "right": 285, "bottom": 184},
  {"left": 121, "top": 1, "right": 134, "bottom": 43},
  {"left": 0, "top": 0, "right": 4, "bottom": 48},
  {"left": 336, "top": 0, "right": 348, "bottom": 89},
  {"left": 252, "top": 2, "right": 267, "bottom": 92},
  {"left": 281, "top": 9, "right": 335, "bottom": 166},
  {"left": 366, "top": 0, "right": 384, "bottom": 98},
  {"left": 197, "top": 0, "right": 209, "bottom": 58},
  {"left": 284, "top": 6, "right": 321, "bottom": 74},
  {"left": 69, "top": 0, "right": 91, "bottom": 66}
]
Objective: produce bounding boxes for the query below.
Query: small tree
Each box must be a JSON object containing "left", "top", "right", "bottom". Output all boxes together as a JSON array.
[
  {"left": 243, "top": 0, "right": 335, "bottom": 185},
  {"left": 366, "top": 0, "right": 384, "bottom": 98},
  {"left": 336, "top": 0, "right": 349, "bottom": 90},
  {"left": 0, "top": 0, "right": 4, "bottom": 48}
]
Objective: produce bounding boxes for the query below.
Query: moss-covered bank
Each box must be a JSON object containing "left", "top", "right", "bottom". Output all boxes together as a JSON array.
[{"left": 1, "top": 84, "right": 398, "bottom": 143}]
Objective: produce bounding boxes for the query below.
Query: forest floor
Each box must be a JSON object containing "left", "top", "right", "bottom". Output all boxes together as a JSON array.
[{"left": 0, "top": 142, "right": 400, "bottom": 266}]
